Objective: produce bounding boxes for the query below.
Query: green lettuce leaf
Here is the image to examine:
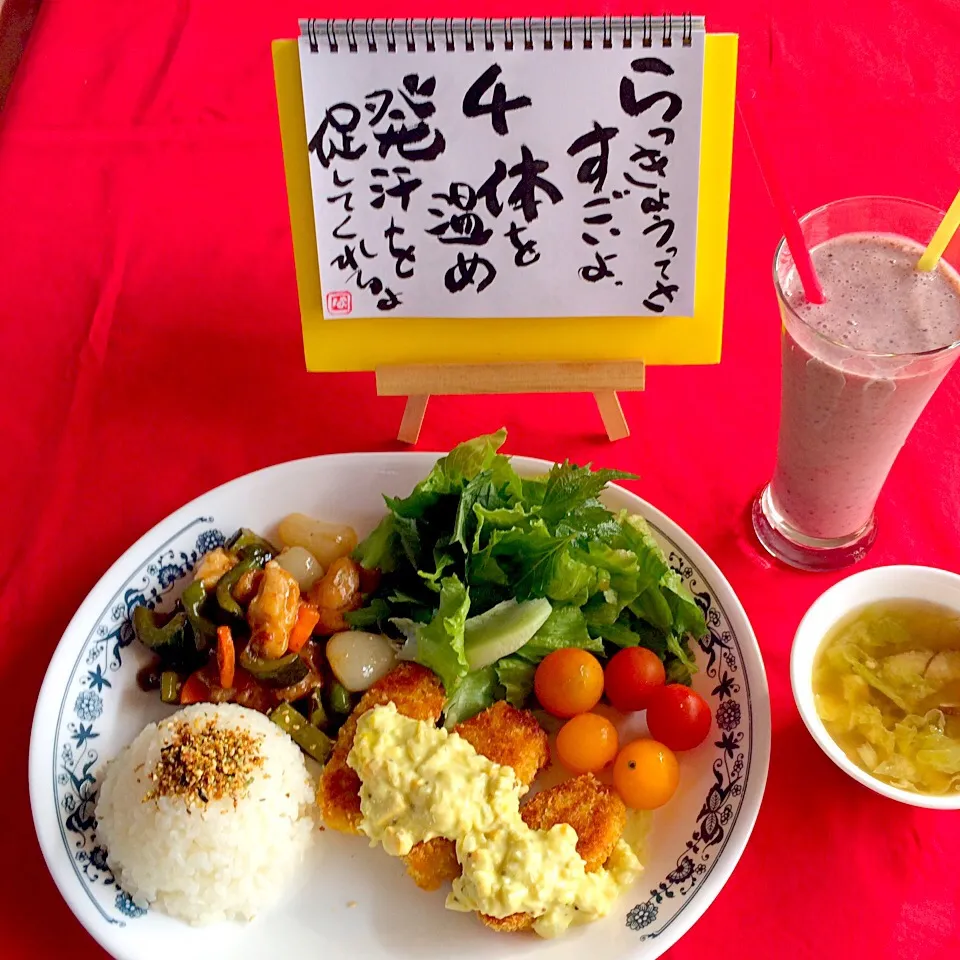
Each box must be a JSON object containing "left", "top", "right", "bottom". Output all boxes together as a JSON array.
[
  {"left": 452, "top": 472, "right": 512, "bottom": 552},
  {"left": 395, "top": 514, "right": 425, "bottom": 567},
  {"left": 344, "top": 598, "right": 392, "bottom": 629},
  {"left": 441, "top": 428, "right": 508, "bottom": 482},
  {"left": 485, "top": 522, "right": 601, "bottom": 603},
  {"left": 468, "top": 548, "right": 510, "bottom": 586},
  {"left": 415, "top": 575, "right": 471, "bottom": 694},
  {"left": 472, "top": 502, "right": 537, "bottom": 553},
  {"left": 630, "top": 586, "right": 674, "bottom": 632},
  {"left": 592, "top": 617, "right": 669, "bottom": 657},
  {"left": 443, "top": 666, "right": 498, "bottom": 729},
  {"left": 384, "top": 473, "right": 456, "bottom": 521},
  {"left": 617, "top": 513, "right": 670, "bottom": 583},
  {"left": 518, "top": 606, "right": 603, "bottom": 660},
  {"left": 661, "top": 570, "right": 707, "bottom": 639},
  {"left": 381, "top": 428, "right": 506, "bottom": 523},
  {"left": 354, "top": 515, "right": 400, "bottom": 573},
  {"left": 496, "top": 655, "right": 536, "bottom": 706},
  {"left": 576, "top": 541, "right": 650, "bottom": 610},
  {"left": 582, "top": 591, "right": 621, "bottom": 627},
  {"left": 417, "top": 547, "right": 456, "bottom": 592},
  {"left": 666, "top": 656, "right": 694, "bottom": 685},
  {"left": 544, "top": 549, "right": 598, "bottom": 605},
  {"left": 488, "top": 453, "right": 524, "bottom": 503}
]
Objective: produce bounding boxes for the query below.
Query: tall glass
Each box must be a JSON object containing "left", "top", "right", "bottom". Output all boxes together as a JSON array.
[{"left": 752, "top": 197, "right": 960, "bottom": 571}]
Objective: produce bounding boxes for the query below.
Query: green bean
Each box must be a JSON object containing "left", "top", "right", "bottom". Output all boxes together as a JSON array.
[
  {"left": 160, "top": 672, "right": 182, "bottom": 704},
  {"left": 308, "top": 689, "right": 329, "bottom": 730},
  {"left": 328, "top": 682, "right": 353, "bottom": 715},
  {"left": 269, "top": 703, "right": 332, "bottom": 764}
]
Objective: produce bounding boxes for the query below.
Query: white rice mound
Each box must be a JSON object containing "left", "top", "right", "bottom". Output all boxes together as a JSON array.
[{"left": 95, "top": 702, "right": 316, "bottom": 925}]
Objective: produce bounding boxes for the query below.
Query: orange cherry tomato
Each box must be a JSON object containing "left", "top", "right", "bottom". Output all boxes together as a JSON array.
[
  {"left": 613, "top": 738, "right": 680, "bottom": 810},
  {"left": 556, "top": 713, "right": 619, "bottom": 774},
  {"left": 534, "top": 649, "right": 605, "bottom": 718}
]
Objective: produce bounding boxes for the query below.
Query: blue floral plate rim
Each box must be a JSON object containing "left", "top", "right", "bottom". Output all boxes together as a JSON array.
[{"left": 30, "top": 451, "right": 771, "bottom": 960}]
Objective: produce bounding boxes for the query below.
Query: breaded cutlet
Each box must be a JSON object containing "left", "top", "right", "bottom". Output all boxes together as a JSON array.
[
  {"left": 401, "top": 837, "right": 462, "bottom": 891},
  {"left": 317, "top": 662, "right": 445, "bottom": 834},
  {"left": 479, "top": 912, "right": 535, "bottom": 933},
  {"left": 456, "top": 700, "right": 551, "bottom": 787},
  {"left": 478, "top": 774, "right": 627, "bottom": 933},
  {"left": 401, "top": 701, "right": 549, "bottom": 891},
  {"left": 519, "top": 773, "right": 627, "bottom": 872}
]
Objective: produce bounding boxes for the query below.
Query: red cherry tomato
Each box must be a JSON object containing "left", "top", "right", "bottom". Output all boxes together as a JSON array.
[
  {"left": 604, "top": 647, "right": 666, "bottom": 712},
  {"left": 645, "top": 684, "right": 712, "bottom": 751}
]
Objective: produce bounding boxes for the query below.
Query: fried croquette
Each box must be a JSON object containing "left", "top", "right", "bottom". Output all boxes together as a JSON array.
[
  {"left": 317, "top": 662, "right": 445, "bottom": 833},
  {"left": 456, "top": 701, "right": 550, "bottom": 786},
  {"left": 519, "top": 773, "right": 627, "bottom": 872},
  {"left": 401, "top": 701, "right": 550, "bottom": 890},
  {"left": 479, "top": 912, "right": 535, "bottom": 933},
  {"left": 401, "top": 837, "right": 462, "bottom": 891},
  {"left": 478, "top": 774, "right": 628, "bottom": 933}
]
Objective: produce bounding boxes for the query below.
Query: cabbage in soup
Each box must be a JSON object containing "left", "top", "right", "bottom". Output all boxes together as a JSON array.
[{"left": 813, "top": 599, "right": 960, "bottom": 795}]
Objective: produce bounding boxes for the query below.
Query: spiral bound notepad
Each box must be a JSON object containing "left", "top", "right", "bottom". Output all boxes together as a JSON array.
[{"left": 296, "top": 16, "right": 706, "bottom": 320}]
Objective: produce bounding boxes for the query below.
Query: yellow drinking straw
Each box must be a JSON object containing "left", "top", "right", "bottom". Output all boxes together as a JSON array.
[{"left": 917, "top": 189, "right": 960, "bottom": 271}]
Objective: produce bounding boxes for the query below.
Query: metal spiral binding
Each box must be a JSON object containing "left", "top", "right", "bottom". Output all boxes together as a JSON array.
[{"left": 300, "top": 16, "right": 702, "bottom": 54}]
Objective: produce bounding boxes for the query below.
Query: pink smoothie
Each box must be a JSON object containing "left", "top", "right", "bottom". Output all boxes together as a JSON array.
[{"left": 770, "top": 232, "right": 960, "bottom": 540}]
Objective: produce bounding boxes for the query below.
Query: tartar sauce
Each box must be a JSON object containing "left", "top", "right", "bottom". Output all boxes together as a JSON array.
[{"left": 347, "top": 703, "right": 644, "bottom": 938}]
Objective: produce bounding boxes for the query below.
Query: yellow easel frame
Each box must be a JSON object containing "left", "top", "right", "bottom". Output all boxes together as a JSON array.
[{"left": 272, "top": 33, "right": 737, "bottom": 439}]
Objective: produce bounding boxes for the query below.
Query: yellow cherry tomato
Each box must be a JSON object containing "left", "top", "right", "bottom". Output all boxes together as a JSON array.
[
  {"left": 613, "top": 738, "right": 680, "bottom": 810},
  {"left": 556, "top": 712, "right": 619, "bottom": 774},
  {"left": 534, "top": 649, "right": 605, "bottom": 718}
]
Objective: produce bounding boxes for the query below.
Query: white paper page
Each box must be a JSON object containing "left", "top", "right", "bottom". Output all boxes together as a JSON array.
[{"left": 297, "top": 18, "right": 705, "bottom": 320}]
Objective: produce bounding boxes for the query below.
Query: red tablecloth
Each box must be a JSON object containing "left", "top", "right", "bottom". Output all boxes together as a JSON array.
[{"left": 3, "top": 2, "right": 960, "bottom": 957}]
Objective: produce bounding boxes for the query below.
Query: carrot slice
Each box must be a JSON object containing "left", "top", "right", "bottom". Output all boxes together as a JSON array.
[
  {"left": 217, "top": 625, "right": 236, "bottom": 689},
  {"left": 288, "top": 602, "right": 320, "bottom": 654},
  {"left": 180, "top": 670, "right": 209, "bottom": 705}
]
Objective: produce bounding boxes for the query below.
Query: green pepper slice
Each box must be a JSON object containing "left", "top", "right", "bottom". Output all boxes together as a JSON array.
[
  {"left": 132, "top": 606, "right": 201, "bottom": 671},
  {"left": 226, "top": 528, "right": 278, "bottom": 559},
  {"left": 215, "top": 556, "right": 258, "bottom": 620},
  {"left": 133, "top": 605, "right": 188, "bottom": 653},
  {"left": 238, "top": 647, "right": 310, "bottom": 687},
  {"left": 181, "top": 581, "right": 218, "bottom": 651}
]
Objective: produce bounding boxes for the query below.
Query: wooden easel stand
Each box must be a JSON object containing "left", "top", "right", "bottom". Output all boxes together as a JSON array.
[{"left": 376, "top": 360, "right": 645, "bottom": 444}]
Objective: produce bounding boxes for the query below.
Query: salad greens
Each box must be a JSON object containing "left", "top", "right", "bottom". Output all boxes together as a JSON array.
[{"left": 349, "top": 429, "right": 707, "bottom": 726}]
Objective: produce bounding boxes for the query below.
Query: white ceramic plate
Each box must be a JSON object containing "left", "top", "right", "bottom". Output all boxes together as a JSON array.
[{"left": 30, "top": 452, "right": 770, "bottom": 960}]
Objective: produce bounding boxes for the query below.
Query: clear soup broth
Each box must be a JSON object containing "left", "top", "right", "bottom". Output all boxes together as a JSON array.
[{"left": 813, "top": 599, "right": 960, "bottom": 795}]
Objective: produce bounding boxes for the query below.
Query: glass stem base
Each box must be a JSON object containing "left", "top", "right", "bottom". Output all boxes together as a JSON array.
[{"left": 751, "top": 484, "right": 877, "bottom": 572}]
